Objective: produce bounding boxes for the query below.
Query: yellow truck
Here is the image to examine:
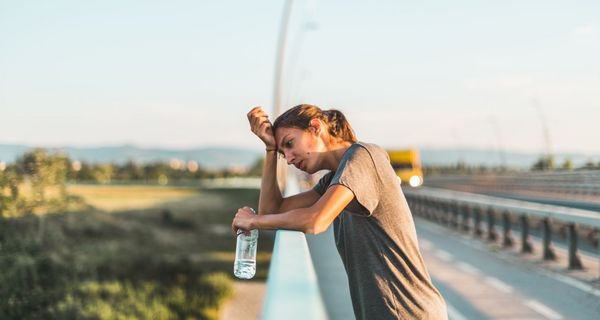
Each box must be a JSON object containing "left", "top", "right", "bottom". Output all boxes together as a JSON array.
[{"left": 387, "top": 149, "right": 423, "bottom": 187}]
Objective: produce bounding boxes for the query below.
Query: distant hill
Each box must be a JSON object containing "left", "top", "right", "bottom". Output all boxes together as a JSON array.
[
  {"left": 0, "top": 144, "right": 262, "bottom": 170},
  {"left": 1, "top": 144, "right": 598, "bottom": 170}
]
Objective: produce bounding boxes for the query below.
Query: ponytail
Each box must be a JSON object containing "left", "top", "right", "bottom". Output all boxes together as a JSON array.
[{"left": 322, "top": 109, "right": 357, "bottom": 143}]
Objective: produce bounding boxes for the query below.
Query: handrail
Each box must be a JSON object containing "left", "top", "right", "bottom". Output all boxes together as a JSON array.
[
  {"left": 262, "top": 172, "right": 328, "bottom": 320},
  {"left": 404, "top": 187, "right": 600, "bottom": 270},
  {"left": 425, "top": 174, "right": 600, "bottom": 196}
]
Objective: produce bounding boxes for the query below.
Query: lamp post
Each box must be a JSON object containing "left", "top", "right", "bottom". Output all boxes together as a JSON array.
[
  {"left": 273, "top": 0, "right": 295, "bottom": 189},
  {"left": 532, "top": 97, "right": 554, "bottom": 170},
  {"left": 273, "top": 0, "right": 295, "bottom": 117}
]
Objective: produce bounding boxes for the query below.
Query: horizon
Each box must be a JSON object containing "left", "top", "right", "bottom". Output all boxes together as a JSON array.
[{"left": 2, "top": 141, "right": 600, "bottom": 157}]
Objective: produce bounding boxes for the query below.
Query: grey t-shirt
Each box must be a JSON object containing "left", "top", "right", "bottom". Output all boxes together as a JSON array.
[{"left": 313, "top": 142, "right": 447, "bottom": 320}]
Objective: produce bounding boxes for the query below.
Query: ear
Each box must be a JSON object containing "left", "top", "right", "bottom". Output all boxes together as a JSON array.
[{"left": 308, "top": 118, "right": 321, "bottom": 134}]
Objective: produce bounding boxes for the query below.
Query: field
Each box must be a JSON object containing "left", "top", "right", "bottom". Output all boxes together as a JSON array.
[{"left": 0, "top": 184, "right": 274, "bottom": 319}]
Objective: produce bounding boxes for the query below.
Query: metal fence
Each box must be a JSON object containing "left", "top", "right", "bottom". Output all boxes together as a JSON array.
[{"left": 404, "top": 187, "right": 600, "bottom": 270}]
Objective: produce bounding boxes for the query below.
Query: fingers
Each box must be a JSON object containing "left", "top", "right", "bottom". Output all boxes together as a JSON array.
[
  {"left": 247, "top": 106, "right": 264, "bottom": 118},
  {"left": 251, "top": 115, "right": 270, "bottom": 130},
  {"left": 247, "top": 106, "right": 270, "bottom": 123},
  {"left": 232, "top": 208, "right": 242, "bottom": 235},
  {"left": 243, "top": 206, "right": 256, "bottom": 214},
  {"left": 254, "top": 117, "right": 271, "bottom": 131},
  {"left": 247, "top": 107, "right": 277, "bottom": 149},
  {"left": 258, "top": 121, "right": 272, "bottom": 135},
  {"left": 232, "top": 207, "right": 256, "bottom": 236}
]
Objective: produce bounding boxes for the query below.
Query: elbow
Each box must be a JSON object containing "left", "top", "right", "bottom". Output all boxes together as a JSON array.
[{"left": 304, "top": 215, "right": 329, "bottom": 235}]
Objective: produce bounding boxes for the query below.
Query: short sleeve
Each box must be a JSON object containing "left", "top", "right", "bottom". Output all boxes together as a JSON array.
[
  {"left": 312, "top": 171, "right": 334, "bottom": 196},
  {"left": 331, "top": 145, "right": 380, "bottom": 214}
]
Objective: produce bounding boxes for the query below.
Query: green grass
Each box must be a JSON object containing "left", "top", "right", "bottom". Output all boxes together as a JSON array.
[
  {"left": 0, "top": 185, "right": 274, "bottom": 319},
  {"left": 66, "top": 184, "right": 199, "bottom": 212}
]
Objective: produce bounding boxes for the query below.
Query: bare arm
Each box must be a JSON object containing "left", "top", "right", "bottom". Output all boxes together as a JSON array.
[
  {"left": 233, "top": 184, "right": 355, "bottom": 235},
  {"left": 257, "top": 149, "right": 283, "bottom": 215}
]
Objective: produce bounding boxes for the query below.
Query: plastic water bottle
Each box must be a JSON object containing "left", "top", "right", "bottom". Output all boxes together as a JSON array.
[{"left": 234, "top": 210, "right": 259, "bottom": 279}]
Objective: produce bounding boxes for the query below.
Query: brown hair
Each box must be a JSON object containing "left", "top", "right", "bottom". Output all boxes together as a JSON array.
[{"left": 272, "top": 104, "right": 357, "bottom": 143}]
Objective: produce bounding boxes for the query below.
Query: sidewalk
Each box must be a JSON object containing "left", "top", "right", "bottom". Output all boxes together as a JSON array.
[{"left": 220, "top": 281, "right": 266, "bottom": 320}]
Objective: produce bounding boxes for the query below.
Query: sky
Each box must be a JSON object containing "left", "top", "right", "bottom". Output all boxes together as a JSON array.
[{"left": 1, "top": 0, "right": 599, "bottom": 155}]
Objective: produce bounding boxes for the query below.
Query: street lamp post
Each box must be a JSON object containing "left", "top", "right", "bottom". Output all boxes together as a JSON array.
[{"left": 273, "top": 0, "right": 295, "bottom": 189}]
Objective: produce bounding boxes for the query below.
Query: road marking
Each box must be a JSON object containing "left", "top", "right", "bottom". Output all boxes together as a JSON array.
[
  {"left": 524, "top": 299, "right": 563, "bottom": 319},
  {"left": 484, "top": 276, "right": 513, "bottom": 293},
  {"left": 538, "top": 269, "right": 600, "bottom": 298},
  {"left": 456, "top": 262, "right": 481, "bottom": 276},
  {"left": 434, "top": 250, "right": 454, "bottom": 262},
  {"left": 446, "top": 302, "right": 468, "bottom": 320}
]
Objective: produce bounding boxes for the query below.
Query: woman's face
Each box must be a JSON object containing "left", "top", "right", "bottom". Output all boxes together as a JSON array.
[{"left": 275, "top": 126, "right": 324, "bottom": 173}]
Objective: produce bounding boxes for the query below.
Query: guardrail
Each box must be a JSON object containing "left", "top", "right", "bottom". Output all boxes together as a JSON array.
[
  {"left": 262, "top": 173, "right": 328, "bottom": 320},
  {"left": 425, "top": 172, "right": 600, "bottom": 196},
  {"left": 404, "top": 187, "right": 600, "bottom": 270}
]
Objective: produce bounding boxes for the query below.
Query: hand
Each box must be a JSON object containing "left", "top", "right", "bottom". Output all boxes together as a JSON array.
[
  {"left": 247, "top": 106, "right": 277, "bottom": 150},
  {"left": 231, "top": 206, "right": 257, "bottom": 236}
]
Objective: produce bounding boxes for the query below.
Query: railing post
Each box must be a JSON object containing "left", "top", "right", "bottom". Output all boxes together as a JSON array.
[
  {"left": 461, "top": 205, "right": 470, "bottom": 232},
  {"left": 542, "top": 218, "right": 556, "bottom": 260},
  {"left": 567, "top": 223, "right": 584, "bottom": 270},
  {"left": 487, "top": 208, "right": 498, "bottom": 242},
  {"left": 588, "top": 228, "right": 599, "bottom": 248},
  {"left": 434, "top": 202, "right": 443, "bottom": 223},
  {"left": 520, "top": 215, "right": 533, "bottom": 253},
  {"left": 443, "top": 201, "right": 452, "bottom": 227},
  {"left": 452, "top": 202, "right": 460, "bottom": 229},
  {"left": 425, "top": 197, "right": 432, "bottom": 219},
  {"left": 502, "top": 211, "right": 514, "bottom": 247},
  {"left": 473, "top": 207, "right": 483, "bottom": 238},
  {"left": 425, "top": 199, "right": 433, "bottom": 220}
]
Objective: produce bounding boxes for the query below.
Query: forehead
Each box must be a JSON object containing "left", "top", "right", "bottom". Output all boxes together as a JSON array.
[{"left": 275, "top": 127, "right": 305, "bottom": 146}]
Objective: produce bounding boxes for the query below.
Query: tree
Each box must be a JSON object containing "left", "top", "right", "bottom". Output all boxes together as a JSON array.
[
  {"left": 561, "top": 158, "right": 573, "bottom": 170},
  {"left": 0, "top": 164, "right": 23, "bottom": 216},
  {"left": 531, "top": 155, "right": 555, "bottom": 171},
  {"left": 16, "top": 149, "right": 69, "bottom": 204},
  {"left": 247, "top": 157, "right": 265, "bottom": 177}
]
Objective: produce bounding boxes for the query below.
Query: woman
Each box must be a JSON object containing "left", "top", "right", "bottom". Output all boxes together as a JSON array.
[{"left": 232, "top": 104, "right": 447, "bottom": 320}]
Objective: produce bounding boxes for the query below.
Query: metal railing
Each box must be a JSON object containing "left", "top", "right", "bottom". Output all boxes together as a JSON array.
[
  {"left": 404, "top": 187, "right": 600, "bottom": 270},
  {"left": 262, "top": 173, "right": 328, "bottom": 320},
  {"left": 425, "top": 172, "right": 600, "bottom": 196}
]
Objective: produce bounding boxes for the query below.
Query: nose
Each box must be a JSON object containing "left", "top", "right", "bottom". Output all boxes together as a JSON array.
[{"left": 283, "top": 151, "right": 295, "bottom": 165}]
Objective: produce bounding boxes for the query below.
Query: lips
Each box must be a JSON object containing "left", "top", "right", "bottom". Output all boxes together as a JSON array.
[{"left": 295, "top": 160, "right": 304, "bottom": 170}]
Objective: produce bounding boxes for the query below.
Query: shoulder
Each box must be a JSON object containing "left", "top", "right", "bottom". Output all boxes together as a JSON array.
[
  {"left": 356, "top": 141, "right": 387, "bottom": 156},
  {"left": 335, "top": 142, "right": 384, "bottom": 177},
  {"left": 345, "top": 141, "right": 389, "bottom": 164}
]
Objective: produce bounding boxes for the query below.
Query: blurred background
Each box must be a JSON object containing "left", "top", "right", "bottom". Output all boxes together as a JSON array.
[{"left": 1, "top": 0, "right": 599, "bottom": 319}]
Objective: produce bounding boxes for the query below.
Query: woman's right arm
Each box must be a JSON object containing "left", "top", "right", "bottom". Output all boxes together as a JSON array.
[{"left": 257, "top": 149, "right": 283, "bottom": 214}]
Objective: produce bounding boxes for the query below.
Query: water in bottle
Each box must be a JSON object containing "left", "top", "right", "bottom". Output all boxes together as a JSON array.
[{"left": 234, "top": 228, "right": 258, "bottom": 279}]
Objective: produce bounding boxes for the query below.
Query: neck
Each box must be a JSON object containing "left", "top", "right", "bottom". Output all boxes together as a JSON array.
[{"left": 322, "top": 140, "right": 354, "bottom": 171}]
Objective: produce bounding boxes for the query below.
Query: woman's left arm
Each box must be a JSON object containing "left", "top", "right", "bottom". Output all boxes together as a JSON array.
[{"left": 232, "top": 184, "right": 354, "bottom": 235}]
